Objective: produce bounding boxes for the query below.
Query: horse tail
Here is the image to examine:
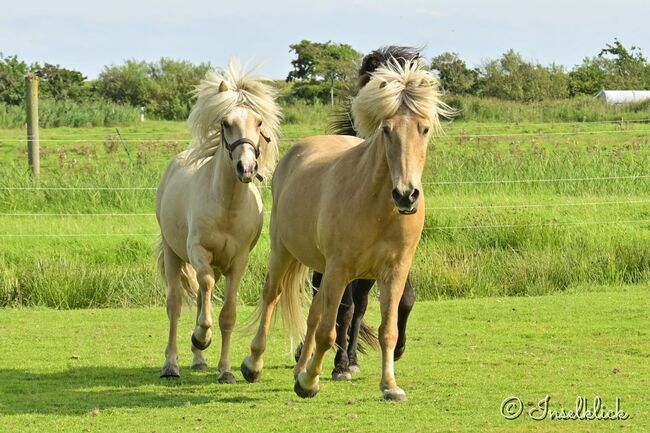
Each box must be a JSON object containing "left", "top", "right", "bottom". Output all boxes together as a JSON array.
[
  {"left": 156, "top": 236, "right": 198, "bottom": 302},
  {"left": 356, "top": 319, "right": 380, "bottom": 354},
  {"left": 278, "top": 261, "right": 310, "bottom": 350}
]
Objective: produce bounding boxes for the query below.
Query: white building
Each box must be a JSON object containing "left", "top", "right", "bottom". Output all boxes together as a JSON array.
[{"left": 597, "top": 90, "right": 650, "bottom": 105}]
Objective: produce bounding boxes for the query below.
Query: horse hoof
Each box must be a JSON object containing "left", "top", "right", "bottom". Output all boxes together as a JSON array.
[
  {"left": 383, "top": 388, "right": 407, "bottom": 402},
  {"left": 191, "top": 334, "right": 212, "bottom": 351},
  {"left": 348, "top": 364, "right": 361, "bottom": 374},
  {"left": 191, "top": 362, "right": 208, "bottom": 371},
  {"left": 294, "top": 379, "right": 319, "bottom": 398},
  {"left": 218, "top": 371, "right": 236, "bottom": 384},
  {"left": 331, "top": 369, "right": 352, "bottom": 381},
  {"left": 160, "top": 364, "right": 180, "bottom": 378},
  {"left": 240, "top": 360, "right": 261, "bottom": 383}
]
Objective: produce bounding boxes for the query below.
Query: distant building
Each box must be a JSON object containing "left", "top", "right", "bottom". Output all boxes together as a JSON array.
[{"left": 597, "top": 90, "right": 650, "bottom": 105}]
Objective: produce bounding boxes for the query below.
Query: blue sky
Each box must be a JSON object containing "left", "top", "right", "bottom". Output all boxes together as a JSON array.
[{"left": 2, "top": 0, "right": 649, "bottom": 79}]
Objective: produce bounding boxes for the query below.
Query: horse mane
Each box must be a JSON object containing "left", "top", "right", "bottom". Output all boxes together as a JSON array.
[
  {"left": 186, "top": 59, "right": 281, "bottom": 179},
  {"left": 350, "top": 59, "right": 452, "bottom": 138},
  {"left": 329, "top": 46, "right": 426, "bottom": 136}
]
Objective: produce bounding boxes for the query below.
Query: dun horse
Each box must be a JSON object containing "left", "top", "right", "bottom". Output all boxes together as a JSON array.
[
  {"left": 242, "top": 57, "right": 449, "bottom": 400},
  {"left": 156, "top": 60, "right": 280, "bottom": 383},
  {"left": 302, "top": 46, "right": 422, "bottom": 381}
]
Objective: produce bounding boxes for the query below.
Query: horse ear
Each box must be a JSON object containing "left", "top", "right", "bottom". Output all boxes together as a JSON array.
[
  {"left": 218, "top": 81, "right": 230, "bottom": 93},
  {"left": 379, "top": 81, "right": 388, "bottom": 89}
]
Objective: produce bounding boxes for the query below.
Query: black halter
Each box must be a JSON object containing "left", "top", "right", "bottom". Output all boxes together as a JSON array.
[{"left": 221, "top": 127, "right": 271, "bottom": 160}]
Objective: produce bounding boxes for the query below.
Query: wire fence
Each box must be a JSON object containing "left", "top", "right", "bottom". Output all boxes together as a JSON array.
[
  {"left": 1, "top": 218, "right": 649, "bottom": 238},
  {"left": 2, "top": 126, "right": 650, "bottom": 143},
  {"left": 2, "top": 122, "right": 649, "bottom": 238}
]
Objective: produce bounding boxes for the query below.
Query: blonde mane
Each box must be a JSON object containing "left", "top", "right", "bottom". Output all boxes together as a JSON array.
[
  {"left": 186, "top": 59, "right": 281, "bottom": 178},
  {"left": 351, "top": 59, "right": 452, "bottom": 138}
]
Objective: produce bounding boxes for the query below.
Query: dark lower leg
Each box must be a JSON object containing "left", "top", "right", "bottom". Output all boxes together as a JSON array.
[{"left": 395, "top": 276, "right": 415, "bottom": 361}]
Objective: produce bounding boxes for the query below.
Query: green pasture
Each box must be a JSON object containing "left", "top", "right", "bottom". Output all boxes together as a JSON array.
[
  {"left": 0, "top": 287, "right": 647, "bottom": 432},
  {"left": 1, "top": 113, "right": 650, "bottom": 307}
]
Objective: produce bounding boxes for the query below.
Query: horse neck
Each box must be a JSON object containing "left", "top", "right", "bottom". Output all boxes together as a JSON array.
[
  {"left": 356, "top": 133, "right": 393, "bottom": 203},
  {"left": 207, "top": 149, "right": 250, "bottom": 205}
]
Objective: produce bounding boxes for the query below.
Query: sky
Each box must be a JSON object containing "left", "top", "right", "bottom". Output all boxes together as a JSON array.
[{"left": 2, "top": 0, "right": 649, "bottom": 80}]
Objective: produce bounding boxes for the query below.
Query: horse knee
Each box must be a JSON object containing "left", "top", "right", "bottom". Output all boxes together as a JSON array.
[
  {"left": 378, "top": 323, "right": 398, "bottom": 349},
  {"left": 315, "top": 324, "right": 336, "bottom": 350}
]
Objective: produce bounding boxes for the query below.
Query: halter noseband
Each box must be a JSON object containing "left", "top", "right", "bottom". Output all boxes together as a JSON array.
[{"left": 222, "top": 127, "right": 272, "bottom": 181}]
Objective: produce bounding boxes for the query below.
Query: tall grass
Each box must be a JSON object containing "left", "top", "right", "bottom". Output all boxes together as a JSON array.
[
  {"left": 445, "top": 95, "right": 650, "bottom": 123},
  {"left": 0, "top": 100, "right": 140, "bottom": 128}
]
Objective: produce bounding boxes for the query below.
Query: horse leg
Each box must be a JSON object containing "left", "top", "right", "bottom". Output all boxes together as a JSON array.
[
  {"left": 188, "top": 245, "right": 218, "bottom": 352},
  {"left": 294, "top": 268, "right": 347, "bottom": 398},
  {"left": 394, "top": 275, "right": 415, "bottom": 361},
  {"left": 161, "top": 241, "right": 183, "bottom": 378},
  {"left": 241, "top": 245, "right": 293, "bottom": 382},
  {"left": 188, "top": 266, "right": 209, "bottom": 371},
  {"left": 215, "top": 255, "right": 247, "bottom": 384},
  {"left": 377, "top": 269, "right": 409, "bottom": 401},
  {"left": 347, "top": 279, "right": 374, "bottom": 373},
  {"left": 294, "top": 271, "right": 323, "bottom": 363},
  {"left": 331, "top": 285, "right": 354, "bottom": 381}
]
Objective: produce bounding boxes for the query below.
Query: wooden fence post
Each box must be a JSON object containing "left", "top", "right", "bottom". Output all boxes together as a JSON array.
[{"left": 25, "top": 74, "right": 40, "bottom": 178}]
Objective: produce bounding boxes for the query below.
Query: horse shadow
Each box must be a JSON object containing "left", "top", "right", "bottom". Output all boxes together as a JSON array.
[{"left": 0, "top": 366, "right": 264, "bottom": 417}]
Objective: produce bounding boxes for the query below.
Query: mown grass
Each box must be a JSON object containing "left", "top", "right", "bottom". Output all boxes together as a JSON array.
[
  {"left": 1, "top": 111, "right": 650, "bottom": 307},
  {"left": 0, "top": 288, "right": 647, "bottom": 432}
]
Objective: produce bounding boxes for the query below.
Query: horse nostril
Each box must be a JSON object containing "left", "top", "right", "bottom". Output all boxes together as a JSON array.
[
  {"left": 236, "top": 161, "right": 245, "bottom": 175},
  {"left": 391, "top": 188, "right": 402, "bottom": 204},
  {"left": 254, "top": 161, "right": 258, "bottom": 172},
  {"left": 409, "top": 189, "right": 420, "bottom": 204}
]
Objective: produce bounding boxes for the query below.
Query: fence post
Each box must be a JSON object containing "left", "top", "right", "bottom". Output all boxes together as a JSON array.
[{"left": 25, "top": 74, "right": 40, "bottom": 178}]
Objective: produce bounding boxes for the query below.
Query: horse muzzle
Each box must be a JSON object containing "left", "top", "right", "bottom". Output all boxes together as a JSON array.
[
  {"left": 236, "top": 160, "right": 259, "bottom": 183},
  {"left": 392, "top": 187, "right": 420, "bottom": 215}
]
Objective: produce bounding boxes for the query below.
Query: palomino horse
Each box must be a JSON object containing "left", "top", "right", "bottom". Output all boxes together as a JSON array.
[
  {"left": 241, "top": 58, "right": 449, "bottom": 400},
  {"left": 156, "top": 60, "right": 280, "bottom": 383}
]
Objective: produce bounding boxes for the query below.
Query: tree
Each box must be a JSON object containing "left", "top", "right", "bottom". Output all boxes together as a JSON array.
[
  {"left": 478, "top": 50, "right": 569, "bottom": 101},
  {"left": 0, "top": 54, "right": 29, "bottom": 105},
  {"left": 286, "top": 40, "right": 362, "bottom": 103},
  {"left": 34, "top": 63, "right": 86, "bottom": 101},
  {"left": 569, "top": 39, "right": 650, "bottom": 95},
  {"left": 96, "top": 58, "right": 212, "bottom": 120},
  {"left": 430, "top": 52, "right": 478, "bottom": 95}
]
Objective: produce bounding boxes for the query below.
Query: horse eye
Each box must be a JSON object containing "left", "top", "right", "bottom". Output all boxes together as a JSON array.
[
  {"left": 258, "top": 120, "right": 263, "bottom": 127},
  {"left": 222, "top": 121, "right": 230, "bottom": 128},
  {"left": 423, "top": 127, "right": 430, "bottom": 135},
  {"left": 382, "top": 126, "right": 390, "bottom": 135}
]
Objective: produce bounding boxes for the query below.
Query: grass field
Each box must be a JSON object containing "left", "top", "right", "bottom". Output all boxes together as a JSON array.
[
  {"left": 1, "top": 111, "right": 650, "bottom": 307},
  {"left": 0, "top": 287, "right": 647, "bottom": 432}
]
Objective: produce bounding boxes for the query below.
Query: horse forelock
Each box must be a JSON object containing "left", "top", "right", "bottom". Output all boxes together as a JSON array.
[
  {"left": 351, "top": 60, "right": 453, "bottom": 138},
  {"left": 186, "top": 58, "right": 281, "bottom": 179}
]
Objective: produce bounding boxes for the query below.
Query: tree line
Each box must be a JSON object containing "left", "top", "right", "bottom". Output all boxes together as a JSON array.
[{"left": 1, "top": 39, "right": 649, "bottom": 121}]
